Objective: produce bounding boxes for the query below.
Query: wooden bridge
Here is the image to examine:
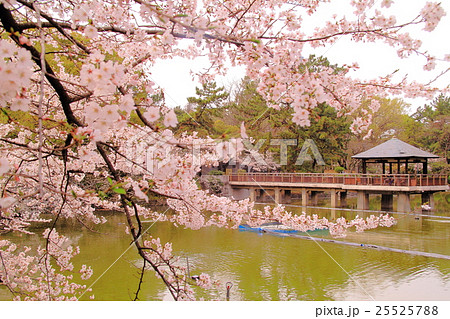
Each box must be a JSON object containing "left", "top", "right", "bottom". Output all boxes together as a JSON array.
[{"left": 228, "top": 173, "right": 449, "bottom": 212}]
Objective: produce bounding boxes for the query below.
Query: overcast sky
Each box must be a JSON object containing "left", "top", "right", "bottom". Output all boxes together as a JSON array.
[{"left": 149, "top": 0, "right": 450, "bottom": 112}]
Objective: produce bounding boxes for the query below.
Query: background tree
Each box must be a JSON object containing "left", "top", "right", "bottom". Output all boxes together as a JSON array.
[
  {"left": 227, "top": 56, "right": 351, "bottom": 172},
  {"left": 345, "top": 98, "right": 413, "bottom": 171},
  {"left": 226, "top": 77, "right": 351, "bottom": 172},
  {"left": 271, "top": 103, "right": 351, "bottom": 172},
  {"left": 227, "top": 77, "right": 277, "bottom": 153},
  {"left": 176, "top": 82, "right": 229, "bottom": 137},
  {"left": 412, "top": 94, "right": 450, "bottom": 164}
]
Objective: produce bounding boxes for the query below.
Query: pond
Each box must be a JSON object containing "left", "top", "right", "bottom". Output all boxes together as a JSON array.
[{"left": 1, "top": 204, "right": 449, "bottom": 301}]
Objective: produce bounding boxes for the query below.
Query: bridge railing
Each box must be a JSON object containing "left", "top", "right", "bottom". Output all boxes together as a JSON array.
[{"left": 228, "top": 173, "right": 448, "bottom": 187}]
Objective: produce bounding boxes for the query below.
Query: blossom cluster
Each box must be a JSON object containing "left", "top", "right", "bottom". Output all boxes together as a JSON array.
[
  {"left": 0, "top": 230, "right": 93, "bottom": 300},
  {"left": 420, "top": 2, "right": 447, "bottom": 32},
  {"left": 142, "top": 236, "right": 195, "bottom": 300},
  {"left": 0, "top": 40, "right": 34, "bottom": 111}
]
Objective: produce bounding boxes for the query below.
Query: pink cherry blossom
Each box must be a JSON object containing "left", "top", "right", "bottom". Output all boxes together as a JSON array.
[
  {"left": 10, "top": 97, "right": 30, "bottom": 112},
  {"left": 163, "top": 109, "right": 178, "bottom": 127},
  {"left": 420, "top": 2, "right": 446, "bottom": 32},
  {"left": 120, "top": 94, "right": 135, "bottom": 114},
  {"left": 381, "top": 0, "right": 393, "bottom": 8},
  {"left": 292, "top": 108, "right": 311, "bottom": 127},
  {"left": 84, "top": 25, "right": 98, "bottom": 39},
  {"left": 0, "top": 197, "right": 16, "bottom": 209},
  {"left": 144, "top": 106, "right": 160, "bottom": 123},
  {"left": 0, "top": 158, "right": 10, "bottom": 175}
]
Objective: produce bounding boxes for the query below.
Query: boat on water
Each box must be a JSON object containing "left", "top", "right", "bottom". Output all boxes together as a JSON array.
[{"left": 238, "top": 221, "right": 328, "bottom": 235}]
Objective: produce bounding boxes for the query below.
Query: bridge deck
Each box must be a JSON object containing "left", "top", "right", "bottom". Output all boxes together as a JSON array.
[{"left": 228, "top": 173, "right": 448, "bottom": 193}]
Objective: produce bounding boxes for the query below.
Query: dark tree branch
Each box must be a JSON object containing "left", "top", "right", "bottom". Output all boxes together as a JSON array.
[
  {"left": 95, "top": 142, "right": 181, "bottom": 300},
  {"left": 0, "top": 4, "right": 83, "bottom": 127},
  {"left": 133, "top": 259, "right": 147, "bottom": 301},
  {"left": 230, "top": 0, "right": 259, "bottom": 35},
  {"left": 17, "top": 0, "right": 91, "bottom": 54}
]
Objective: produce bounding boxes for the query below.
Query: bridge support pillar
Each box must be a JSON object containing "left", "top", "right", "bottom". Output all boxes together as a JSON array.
[
  {"left": 381, "top": 194, "right": 394, "bottom": 212},
  {"left": 357, "top": 191, "right": 370, "bottom": 211},
  {"left": 301, "top": 188, "right": 308, "bottom": 207},
  {"left": 274, "top": 187, "right": 281, "bottom": 204},
  {"left": 330, "top": 190, "right": 338, "bottom": 208},
  {"left": 421, "top": 192, "right": 435, "bottom": 211},
  {"left": 397, "top": 193, "right": 411, "bottom": 213},
  {"left": 249, "top": 188, "right": 256, "bottom": 202},
  {"left": 340, "top": 191, "right": 347, "bottom": 208},
  {"left": 310, "top": 191, "right": 319, "bottom": 206}
]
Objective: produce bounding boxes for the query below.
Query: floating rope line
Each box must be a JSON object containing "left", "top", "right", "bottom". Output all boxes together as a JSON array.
[
  {"left": 259, "top": 229, "right": 450, "bottom": 260},
  {"left": 250, "top": 202, "right": 450, "bottom": 259}
]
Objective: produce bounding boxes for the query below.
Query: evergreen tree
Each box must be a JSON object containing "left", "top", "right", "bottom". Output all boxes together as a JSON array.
[
  {"left": 176, "top": 82, "right": 229, "bottom": 137},
  {"left": 228, "top": 77, "right": 351, "bottom": 172},
  {"left": 412, "top": 94, "right": 450, "bottom": 163}
]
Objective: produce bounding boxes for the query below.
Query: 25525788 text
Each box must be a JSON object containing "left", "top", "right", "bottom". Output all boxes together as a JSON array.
[{"left": 375, "top": 305, "right": 438, "bottom": 316}]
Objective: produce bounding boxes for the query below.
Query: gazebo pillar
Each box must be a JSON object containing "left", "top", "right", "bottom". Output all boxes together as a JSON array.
[
  {"left": 362, "top": 159, "right": 367, "bottom": 174},
  {"left": 423, "top": 159, "right": 428, "bottom": 175}
]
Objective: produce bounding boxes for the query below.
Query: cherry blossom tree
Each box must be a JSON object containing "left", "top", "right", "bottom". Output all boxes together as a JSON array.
[{"left": 0, "top": 0, "right": 447, "bottom": 300}]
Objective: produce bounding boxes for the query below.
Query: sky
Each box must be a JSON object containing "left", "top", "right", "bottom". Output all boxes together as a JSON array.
[{"left": 149, "top": 0, "right": 450, "bottom": 112}]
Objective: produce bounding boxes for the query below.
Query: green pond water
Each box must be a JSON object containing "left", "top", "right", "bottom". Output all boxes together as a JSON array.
[{"left": 1, "top": 203, "right": 449, "bottom": 301}]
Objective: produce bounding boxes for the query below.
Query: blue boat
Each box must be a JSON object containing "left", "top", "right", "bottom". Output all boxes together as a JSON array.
[
  {"left": 238, "top": 222, "right": 328, "bottom": 235},
  {"left": 238, "top": 223, "right": 298, "bottom": 234}
]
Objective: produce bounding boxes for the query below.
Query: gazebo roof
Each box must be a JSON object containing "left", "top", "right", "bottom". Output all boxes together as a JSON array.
[{"left": 352, "top": 138, "right": 439, "bottom": 159}]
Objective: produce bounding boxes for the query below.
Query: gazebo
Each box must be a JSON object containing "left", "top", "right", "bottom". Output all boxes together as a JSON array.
[{"left": 352, "top": 138, "right": 439, "bottom": 175}]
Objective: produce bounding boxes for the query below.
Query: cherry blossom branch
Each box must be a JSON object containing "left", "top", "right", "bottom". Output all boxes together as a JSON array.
[
  {"left": 230, "top": 0, "right": 259, "bottom": 35},
  {"left": 425, "top": 67, "right": 450, "bottom": 86},
  {"left": 0, "top": 251, "right": 19, "bottom": 297},
  {"left": 95, "top": 142, "right": 183, "bottom": 300},
  {"left": 0, "top": 4, "right": 83, "bottom": 127},
  {"left": 17, "top": 0, "right": 91, "bottom": 54},
  {"left": 133, "top": 259, "right": 146, "bottom": 301},
  {"left": 16, "top": 21, "right": 164, "bottom": 37},
  {"left": 133, "top": 0, "right": 245, "bottom": 46},
  {"left": 0, "top": 138, "right": 78, "bottom": 160}
]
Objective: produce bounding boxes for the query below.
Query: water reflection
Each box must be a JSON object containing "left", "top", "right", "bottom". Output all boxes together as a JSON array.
[{"left": 1, "top": 207, "right": 449, "bottom": 301}]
